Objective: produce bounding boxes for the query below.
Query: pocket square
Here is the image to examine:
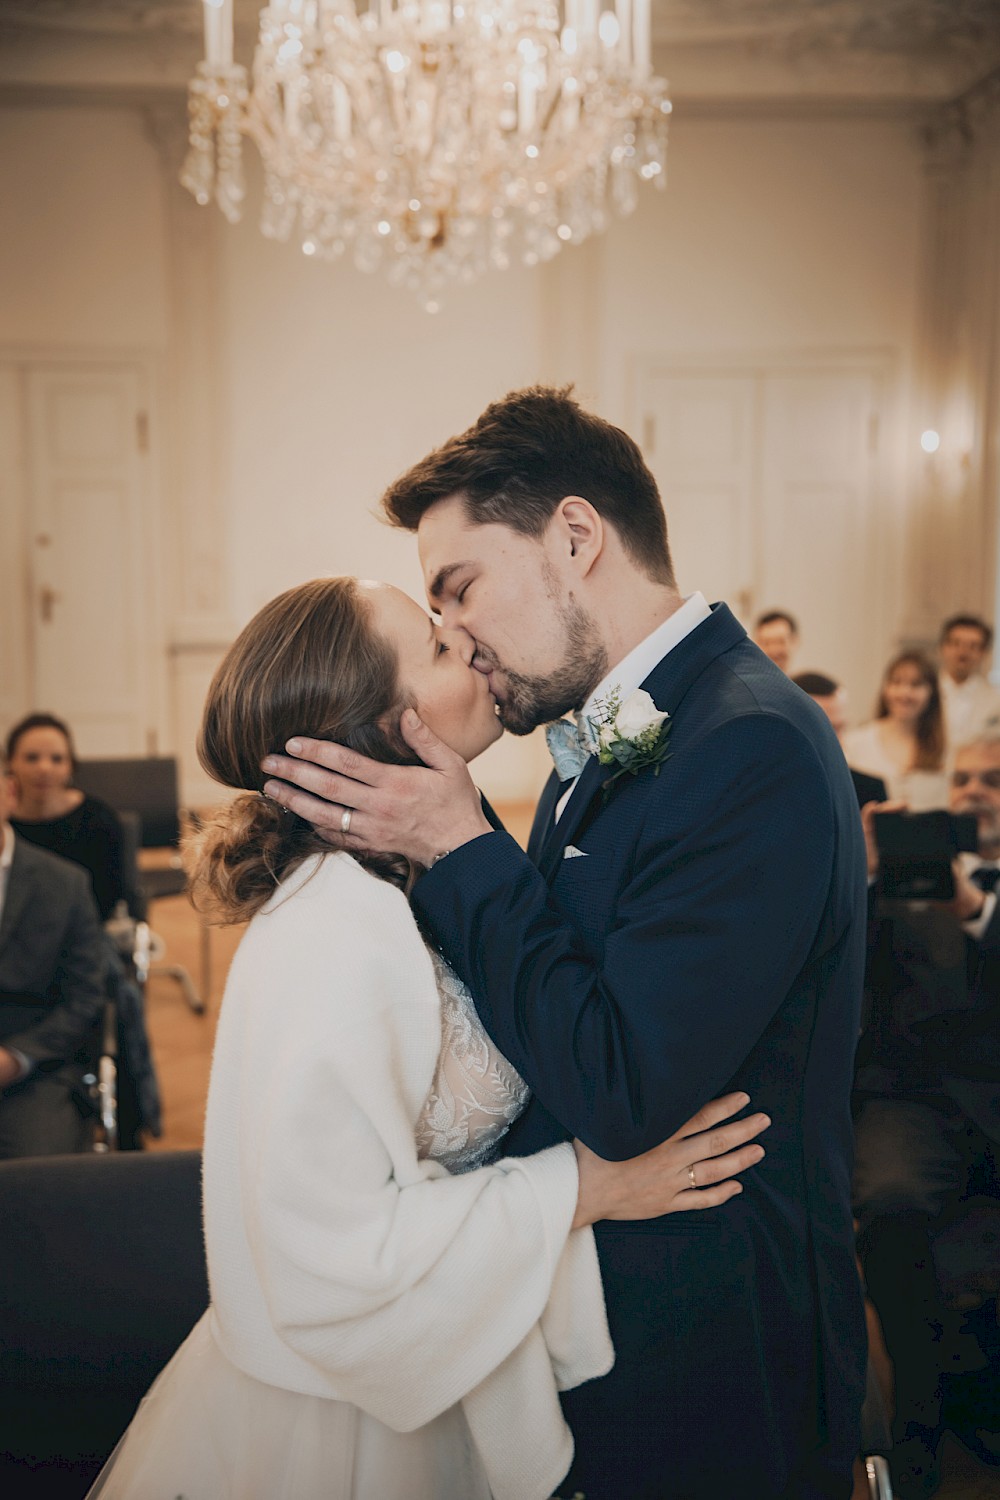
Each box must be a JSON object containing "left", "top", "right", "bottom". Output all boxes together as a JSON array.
[{"left": 563, "top": 845, "right": 589, "bottom": 859}]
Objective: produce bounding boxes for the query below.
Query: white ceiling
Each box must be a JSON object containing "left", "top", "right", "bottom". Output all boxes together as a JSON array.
[{"left": 1, "top": 0, "right": 999, "bottom": 105}]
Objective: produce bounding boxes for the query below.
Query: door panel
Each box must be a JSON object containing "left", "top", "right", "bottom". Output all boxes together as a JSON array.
[
  {"left": 758, "top": 372, "right": 877, "bottom": 705},
  {"left": 640, "top": 360, "right": 884, "bottom": 711},
  {"left": 643, "top": 374, "right": 757, "bottom": 618},
  {"left": 25, "top": 365, "right": 152, "bottom": 755}
]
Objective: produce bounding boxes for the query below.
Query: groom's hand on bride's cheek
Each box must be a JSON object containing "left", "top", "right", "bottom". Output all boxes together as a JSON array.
[{"left": 260, "top": 710, "right": 492, "bottom": 867}]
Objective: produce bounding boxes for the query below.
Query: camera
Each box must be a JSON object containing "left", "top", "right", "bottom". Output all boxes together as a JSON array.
[{"left": 873, "top": 809, "right": 979, "bottom": 900}]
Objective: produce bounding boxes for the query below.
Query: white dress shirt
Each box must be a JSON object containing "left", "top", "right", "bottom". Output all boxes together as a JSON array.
[
  {"left": 0, "top": 824, "right": 13, "bottom": 927},
  {"left": 958, "top": 851, "right": 999, "bottom": 942},
  {"left": 840, "top": 721, "right": 950, "bottom": 812},
  {"left": 940, "top": 673, "right": 1000, "bottom": 752},
  {"left": 554, "top": 592, "right": 712, "bottom": 822}
]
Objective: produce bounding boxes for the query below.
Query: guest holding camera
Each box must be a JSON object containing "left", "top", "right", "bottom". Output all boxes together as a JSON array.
[
  {"left": 854, "top": 736, "right": 1000, "bottom": 1497},
  {"left": 842, "top": 651, "right": 949, "bottom": 812}
]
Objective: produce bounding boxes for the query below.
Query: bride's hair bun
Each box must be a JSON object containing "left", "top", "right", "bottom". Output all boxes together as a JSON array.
[{"left": 187, "top": 577, "right": 416, "bottom": 924}]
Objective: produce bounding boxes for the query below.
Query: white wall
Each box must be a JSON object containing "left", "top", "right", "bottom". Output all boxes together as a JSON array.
[
  {"left": 0, "top": 107, "right": 169, "bottom": 350},
  {"left": 599, "top": 115, "right": 923, "bottom": 390},
  {"left": 217, "top": 156, "right": 556, "bottom": 799},
  {"left": 221, "top": 162, "right": 548, "bottom": 620},
  {"left": 594, "top": 114, "right": 925, "bottom": 709}
]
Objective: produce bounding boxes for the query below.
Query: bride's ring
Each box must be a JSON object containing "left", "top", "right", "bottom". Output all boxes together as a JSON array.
[
  {"left": 341, "top": 807, "right": 353, "bottom": 836},
  {"left": 687, "top": 1165, "right": 697, "bottom": 1190}
]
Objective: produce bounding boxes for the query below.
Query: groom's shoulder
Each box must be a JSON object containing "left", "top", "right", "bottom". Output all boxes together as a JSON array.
[
  {"left": 668, "top": 644, "right": 843, "bottom": 784},
  {"left": 683, "top": 638, "right": 816, "bottom": 733}
]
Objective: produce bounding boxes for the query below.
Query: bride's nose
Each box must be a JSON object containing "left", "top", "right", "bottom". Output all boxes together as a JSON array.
[{"left": 441, "top": 625, "right": 477, "bottom": 665}]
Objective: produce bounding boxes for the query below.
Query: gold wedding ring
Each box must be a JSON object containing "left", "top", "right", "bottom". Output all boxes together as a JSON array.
[
  {"left": 687, "top": 1165, "right": 697, "bottom": 1190},
  {"left": 341, "top": 807, "right": 353, "bottom": 836}
]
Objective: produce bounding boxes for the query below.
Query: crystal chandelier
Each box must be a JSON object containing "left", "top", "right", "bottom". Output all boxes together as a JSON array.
[{"left": 182, "top": 0, "right": 671, "bottom": 308}]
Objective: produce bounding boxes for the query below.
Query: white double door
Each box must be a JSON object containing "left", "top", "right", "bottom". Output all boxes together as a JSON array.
[
  {"left": 0, "top": 359, "right": 161, "bottom": 755},
  {"left": 638, "top": 359, "right": 889, "bottom": 713}
]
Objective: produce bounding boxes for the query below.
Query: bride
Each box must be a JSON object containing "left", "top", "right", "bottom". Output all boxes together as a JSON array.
[{"left": 87, "top": 576, "right": 767, "bottom": 1500}]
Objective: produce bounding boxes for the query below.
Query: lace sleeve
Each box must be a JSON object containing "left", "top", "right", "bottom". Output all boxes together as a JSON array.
[{"left": 415, "top": 952, "right": 530, "bottom": 1174}]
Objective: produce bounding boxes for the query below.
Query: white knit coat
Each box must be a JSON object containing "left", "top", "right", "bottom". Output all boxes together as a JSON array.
[{"left": 202, "top": 852, "right": 613, "bottom": 1500}]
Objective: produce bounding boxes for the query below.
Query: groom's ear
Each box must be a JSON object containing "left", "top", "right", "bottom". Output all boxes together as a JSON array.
[{"left": 557, "top": 496, "right": 604, "bottom": 577}]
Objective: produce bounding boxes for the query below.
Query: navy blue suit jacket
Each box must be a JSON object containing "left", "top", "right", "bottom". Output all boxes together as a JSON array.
[{"left": 413, "top": 604, "right": 868, "bottom": 1499}]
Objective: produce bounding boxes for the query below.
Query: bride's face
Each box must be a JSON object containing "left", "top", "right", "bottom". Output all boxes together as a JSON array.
[{"left": 362, "top": 583, "right": 503, "bottom": 763}]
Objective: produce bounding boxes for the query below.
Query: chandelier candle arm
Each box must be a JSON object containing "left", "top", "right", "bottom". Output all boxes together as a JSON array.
[
  {"left": 633, "top": 0, "right": 650, "bottom": 76},
  {"left": 615, "top": 0, "right": 630, "bottom": 68},
  {"left": 183, "top": 0, "right": 670, "bottom": 307},
  {"left": 202, "top": 0, "right": 234, "bottom": 66}
]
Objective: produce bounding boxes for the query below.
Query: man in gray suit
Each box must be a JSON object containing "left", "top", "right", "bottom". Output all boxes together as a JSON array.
[{"left": 0, "top": 766, "right": 106, "bottom": 1156}]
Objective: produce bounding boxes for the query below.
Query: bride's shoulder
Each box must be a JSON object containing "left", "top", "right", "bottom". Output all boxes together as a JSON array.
[
  {"left": 261, "top": 849, "right": 407, "bottom": 910},
  {"left": 249, "top": 851, "right": 418, "bottom": 958}
]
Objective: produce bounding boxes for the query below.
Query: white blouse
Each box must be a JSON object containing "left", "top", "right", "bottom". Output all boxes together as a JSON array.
[{"left": 841, "top": 720, "right": 949, "bottom": 811}]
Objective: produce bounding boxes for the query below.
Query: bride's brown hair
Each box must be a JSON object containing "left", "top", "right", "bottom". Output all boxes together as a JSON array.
[{"left": 188, "top": 577, "right": 417, "bottom": 924}]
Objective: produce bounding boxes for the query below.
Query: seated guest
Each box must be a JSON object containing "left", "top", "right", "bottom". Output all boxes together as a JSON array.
[
  {"left": 939, "top": 613, "right": 1000, "bottom": 749},
  {"left": 854, "top": 736, "right": 1000, "bottom": 1496},
  {"left": 0, "top": 764, "right": 107, "bottom": 1158},
  {"left": 752, "top": 608, "right": 798, "bottom": 674},
  {"left": 792, "top": 671, "right": 888, "bottom": 807},
  {"left": 6, "top": 713, "right": 139, "bottom": 921},
  {"left": 841, "top": 651, "right": 949, "bottom": 811}
]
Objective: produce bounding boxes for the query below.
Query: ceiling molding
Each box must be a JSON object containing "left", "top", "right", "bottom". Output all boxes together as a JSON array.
[{"left": 0, "top": 0, "right": 998, "bottom": 111}]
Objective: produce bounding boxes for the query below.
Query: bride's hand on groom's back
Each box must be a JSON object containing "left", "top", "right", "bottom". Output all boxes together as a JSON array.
[{"left": 570, "top": 1092, "right": 768, "bottom": 1230}]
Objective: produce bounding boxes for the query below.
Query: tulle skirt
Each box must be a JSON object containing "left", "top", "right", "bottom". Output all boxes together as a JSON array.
[{"left": 86, "top": 1311, "right": 493, "bottom": 1500}]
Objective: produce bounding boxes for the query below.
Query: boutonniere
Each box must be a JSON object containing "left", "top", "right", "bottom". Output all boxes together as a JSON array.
[{"left": 589, "top": 687, "right": 672, "bottom": 791}]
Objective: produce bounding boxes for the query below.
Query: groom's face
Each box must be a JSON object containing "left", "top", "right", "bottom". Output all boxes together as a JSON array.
[{"left": 418, "top": 494, "right": 607, "bottom": 736}]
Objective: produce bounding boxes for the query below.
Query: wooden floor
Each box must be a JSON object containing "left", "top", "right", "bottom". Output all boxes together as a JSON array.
[{"left": 138, "top": 809, "right": 999, "bottom": 1500}]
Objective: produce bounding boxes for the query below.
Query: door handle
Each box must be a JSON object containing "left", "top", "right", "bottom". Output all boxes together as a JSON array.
[{"left": 39, "top": 585, "right": 61, "bottom": 623}]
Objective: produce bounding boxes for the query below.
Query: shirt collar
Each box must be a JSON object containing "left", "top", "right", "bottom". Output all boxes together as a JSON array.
[
  {"left": 0, "top": 825, "right": 13, "bottom": 872},
  {"left": 959, "top": 850, "right": 1000, "bottom": 872},
  {"left": 583, "top": 592, "right": 712, "bottom": 722}
]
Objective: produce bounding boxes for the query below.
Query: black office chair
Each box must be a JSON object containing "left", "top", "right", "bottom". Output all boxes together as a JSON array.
[
  {"left": 0, "top": 1150, "right": 208, "bottom": 1499},
  {"left": 75, "top": 757, "right": 209, "bottom": 1014}
]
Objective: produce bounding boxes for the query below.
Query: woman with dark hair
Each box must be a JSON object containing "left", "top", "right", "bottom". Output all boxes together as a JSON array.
[
  {"left": 5, "top": 713, "right": 134, "bottom": 920},
  {"left": 87, "top": 576, "right": 766, "bottom": 1500},
  {"left": 842, "top": 650, "right": 949, "bottom": 810}
]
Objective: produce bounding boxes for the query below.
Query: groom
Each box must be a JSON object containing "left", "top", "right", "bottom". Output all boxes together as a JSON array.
[{"left": 262, "top": 387, "right": 868, "bottom": 1498}]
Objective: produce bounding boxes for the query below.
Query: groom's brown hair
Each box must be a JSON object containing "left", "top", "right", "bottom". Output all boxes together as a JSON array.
[{"left": 381, "top": 385, "right": 675, "bottom": 587}]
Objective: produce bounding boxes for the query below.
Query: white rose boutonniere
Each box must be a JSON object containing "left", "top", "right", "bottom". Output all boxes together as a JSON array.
[{"left": 588, "top": 687, "right": 672, "bottom": 791}]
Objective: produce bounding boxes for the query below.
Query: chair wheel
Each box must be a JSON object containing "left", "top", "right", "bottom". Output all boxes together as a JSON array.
[{"left": 865, "top": 1453, "right": 893, "bottom": 1499}]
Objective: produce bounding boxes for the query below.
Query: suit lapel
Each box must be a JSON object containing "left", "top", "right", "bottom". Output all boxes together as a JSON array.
[
  {"left": 637, "top": 601, "right": 746, "bottom": 720},
  {"left": 534, "top": 602, "right": 747, "bottom": 886},
  {"left": 528, "top": 773, "right": 563, "bottom": 864},
  {"left": 538, "top": 755, "right": 605, "bottom": 883},
  {"left": 0, "top": 841, "right": 38, "bottom": 959}
]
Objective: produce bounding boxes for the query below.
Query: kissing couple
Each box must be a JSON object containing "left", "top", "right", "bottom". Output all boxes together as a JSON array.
[{"left": 89, "top": 387, "right": 867, "bottom": 1500}]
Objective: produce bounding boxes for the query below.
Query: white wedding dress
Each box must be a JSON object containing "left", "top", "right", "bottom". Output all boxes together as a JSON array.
[{"left": 87, "top": 950, "right": 531, "bottom": 1500}]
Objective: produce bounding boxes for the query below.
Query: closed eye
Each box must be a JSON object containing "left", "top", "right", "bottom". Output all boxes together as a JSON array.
[{"left": 437, "top": 640, "right": 450, "bottom": 655}]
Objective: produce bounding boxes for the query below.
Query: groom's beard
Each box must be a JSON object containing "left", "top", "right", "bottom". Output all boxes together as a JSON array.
[{"left": 476, "top": 598, "right": 608, "bottom": 737}]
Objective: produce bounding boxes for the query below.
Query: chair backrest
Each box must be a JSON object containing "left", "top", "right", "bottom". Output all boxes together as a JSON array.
[
  {"left": 0, "top": 1151, "right": 207, "bottom": 1493},
  {"left": 76, "top": 756, "right": 182, "bottom": 849}
]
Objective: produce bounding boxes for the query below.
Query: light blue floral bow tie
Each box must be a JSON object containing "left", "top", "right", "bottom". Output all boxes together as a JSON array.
[{"left": 545, "top": 713, "right": 595, "bottom": 782}]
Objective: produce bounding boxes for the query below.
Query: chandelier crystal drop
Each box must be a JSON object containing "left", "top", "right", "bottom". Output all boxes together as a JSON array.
[{"left": 182, "top": 0, "right": 671, "bottom": 308}]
